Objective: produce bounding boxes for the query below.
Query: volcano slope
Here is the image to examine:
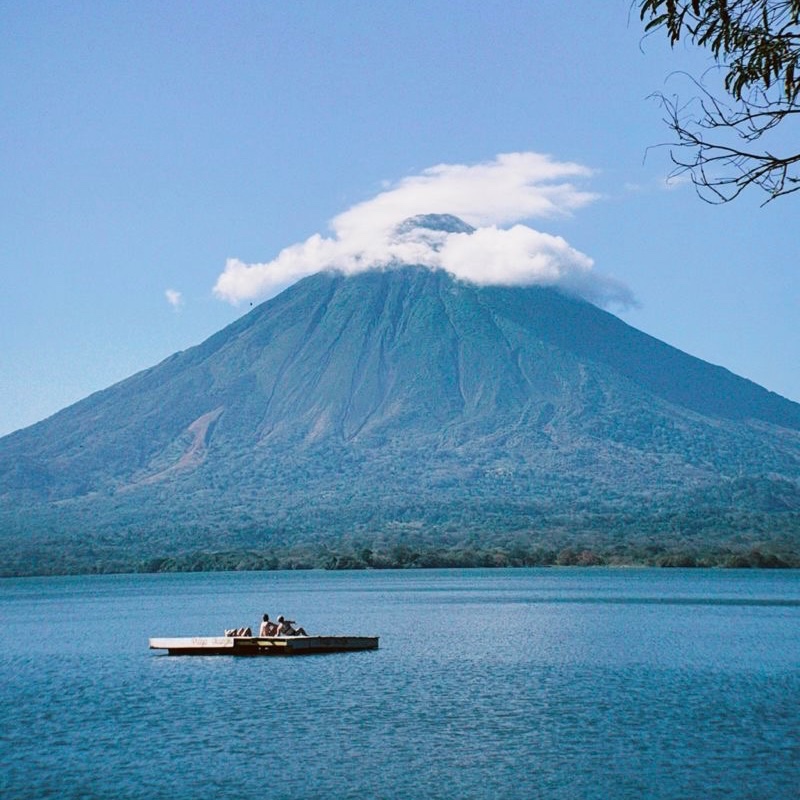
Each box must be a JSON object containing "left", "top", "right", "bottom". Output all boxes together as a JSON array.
[{"left": 1, "top": 264, "right": 799, "bottom": 574}]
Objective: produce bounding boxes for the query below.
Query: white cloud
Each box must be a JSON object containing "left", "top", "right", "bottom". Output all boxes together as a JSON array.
[
  {"left": 663, "top": 172, "right": 693, "bottom": 191},
  {"left": 437, "top": 225, "right": 633, "bottom": 307},
  {"left": 439, "top": 225, "right": 590, "bottom": 287},
  {"left": 213, "top": 152, "right": 634, "bottom": 308},
  {"left": 331, "top": 151, "right": 596, "bottom": 239},
  {"left": 165, "top": 289, "right": 184, "bottom": 310},
  {"left": 624, "top": 172, "right": 693, "bottom": 195}
]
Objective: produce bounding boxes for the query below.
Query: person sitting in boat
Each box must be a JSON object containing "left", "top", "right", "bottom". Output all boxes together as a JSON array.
[
  {"left": 275, "top": 615, "right": 307, "bottom": 636},
  {"left": 259, "top": 613, "right": 278, "bottom": 636},
  {"left": 224, "top": 626, "right": 252, "bottom": 636}
]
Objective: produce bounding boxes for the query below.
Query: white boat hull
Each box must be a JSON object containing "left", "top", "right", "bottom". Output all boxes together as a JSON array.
[{"left": 149, "top": 635, "right": 379, "bottom": 656}]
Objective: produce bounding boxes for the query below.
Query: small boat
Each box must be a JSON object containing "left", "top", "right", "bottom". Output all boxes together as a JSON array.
[{"left": 149, "top": 634, "right": 379, "bottom": 656}]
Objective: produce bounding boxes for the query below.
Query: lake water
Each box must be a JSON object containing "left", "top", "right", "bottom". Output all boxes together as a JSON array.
[{"left": 1, "top": 568, "right": 798, "bottom": 799}]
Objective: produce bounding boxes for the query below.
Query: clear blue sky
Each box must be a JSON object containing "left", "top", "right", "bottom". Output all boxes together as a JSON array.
[{"left": 1, "top": 1, "right": 798, "bottom": 436}]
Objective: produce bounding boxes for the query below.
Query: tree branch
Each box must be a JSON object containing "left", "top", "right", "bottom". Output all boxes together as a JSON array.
[
  {"left": 639, "top": 1, "right": 800, "bottom": 202},
  {"left": 652, "top": 85, "right": 800, "bottom": 202}
]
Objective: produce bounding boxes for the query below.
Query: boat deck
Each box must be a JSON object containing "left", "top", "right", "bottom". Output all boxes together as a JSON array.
[{"left": 149, "top": 635, "right": 379, "bottom": 656}]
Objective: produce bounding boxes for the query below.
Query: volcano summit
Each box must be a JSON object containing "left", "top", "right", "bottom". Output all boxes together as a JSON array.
[{"left": 2, "top": 216, "right": 799, "bottom": 574}]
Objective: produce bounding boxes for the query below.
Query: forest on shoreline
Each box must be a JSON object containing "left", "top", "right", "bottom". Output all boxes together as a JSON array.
[{"left": 3, "top": 541, "right": 798, "bottom": 578}]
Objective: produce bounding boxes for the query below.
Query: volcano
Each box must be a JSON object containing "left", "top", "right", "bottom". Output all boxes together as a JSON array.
[{"left": 2, "top": 217, "right": 799, "bottom": 574}]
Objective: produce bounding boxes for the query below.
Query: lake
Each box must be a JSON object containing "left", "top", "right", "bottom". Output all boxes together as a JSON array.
[{"left": 1, "top": 568, "right": 798, "bottom": 799}]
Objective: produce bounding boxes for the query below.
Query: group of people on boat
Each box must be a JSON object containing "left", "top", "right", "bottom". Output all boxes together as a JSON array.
[
  {"left": 224, "top": 626, "right": 252, "bottom": 636},
  {"left": 259, "top": 613, "right": 308, "bottom": 637}
]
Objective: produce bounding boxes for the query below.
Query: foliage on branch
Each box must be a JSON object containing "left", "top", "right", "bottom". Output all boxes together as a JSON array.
[{"left": 639, "top": 1, "right": 800, "bottom": 201}]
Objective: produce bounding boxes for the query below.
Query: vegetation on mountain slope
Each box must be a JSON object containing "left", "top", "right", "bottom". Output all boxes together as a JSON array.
[{"left": 1, "top": 260, "right": 798, "bottom": 576}]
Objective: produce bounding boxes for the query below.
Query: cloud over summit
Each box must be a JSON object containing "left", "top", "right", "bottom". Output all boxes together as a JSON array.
[{"left": 213, "top": 152, "right": 634, "bottom": 308}]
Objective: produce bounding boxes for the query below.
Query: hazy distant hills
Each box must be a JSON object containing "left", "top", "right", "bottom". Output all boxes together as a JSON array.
[{"left": 2, "top": 217, "right": 799, "bottom": 574}]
